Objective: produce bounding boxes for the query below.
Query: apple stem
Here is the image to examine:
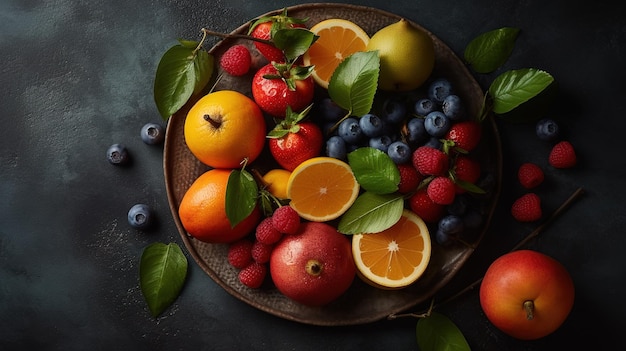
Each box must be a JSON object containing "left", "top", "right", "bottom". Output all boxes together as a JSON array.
[
  {"left": 203, "top": 114, "right": 221, "bottom": 128},
  {"left": 524, "top": 300, "right": 535, "bottom": 320}
]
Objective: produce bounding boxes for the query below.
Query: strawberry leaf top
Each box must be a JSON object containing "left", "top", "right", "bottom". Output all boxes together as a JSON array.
[
  {"left": 263, "top": 62, "right": 314, "bottom": 91},
  {"left": 267, "top": 104, "right": 313, "bottom": 139},
  {"left": 247, "top": 8, "right": 308, "bottom": 37}
]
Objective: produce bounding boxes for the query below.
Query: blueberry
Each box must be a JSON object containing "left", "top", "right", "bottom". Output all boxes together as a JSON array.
[
  {"left": 441, "top": 95, "right": 465, "bottom": 121},
  {"left": 414, "top": 98, "right": 436, "bottom": 116},
  {"left": 127, "top": 203, "right": 154, "bottom": 230},
  {"left": 381, "top": 97, "right": 407, "bottom": 125},
  {"left": 369, "top": 135, "right": 393, "bottom": 153},
  {"left": 535, "top": 118, "right": 560, "bottom": 141},
  {"left": 338, "top": 117, "right": 363, "bottom": 144},
  {"left": 435, "top": 229, "right": 454, "bottom": 246},
  {"left": 438, "top": 214, "right": 465, "bottom": 235},
  {"left": 140, "top": 122, "right": 165, "bottom": 145},
  {"left": 405, "top": 117, "right": 428, "bottom": 146},
  {"left": 316, "top": 98, "right": 345, "bottom": 122},
  {"left": 359, "top": 113, "right": 385, "bottom": 137},
  {"left": 428, "top": 78, "right": 453, "bottom": 104},
  {"left": 424, "top": 111, "right": 451, "bottom": 137},
  {"left": 107, "top": 143, "right": 130, "bottom": 165},
  {"left": 387, "top": 141, "right": 411, "bottom": 164},
  {"left": 326, "top": 135, "right": 347, "bottom": 160}
]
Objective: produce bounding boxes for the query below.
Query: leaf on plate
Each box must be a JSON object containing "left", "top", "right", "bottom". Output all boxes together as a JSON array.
[
  {"left": 225, "top": 169, "right": 258, "bottom": 227},
  {"left": 416, "top": 312, "right": 471, "bottom": 351},
  {"left": 464, "top": 27, "right": 520, "bottom": 74},
  {"left": 273, "top": 27, "right": 318, "bottom": 62},
  {"left": 139, "top": 242, "right": 188, "bottom": 318},
  {"left": 154, "top": 42, "right": 214, "bottom": 120},
  {"left": 328, "top": 51, "right": 380, "bottom": 117},
  {"left": 347, "top": 147, "right": 399, "bottom": 194},
  {"left": 488, "top": 68, "right": 554, "bottom": 114},
  {"left": 338, "top": 192, "right": 404, "bottom": 234}
]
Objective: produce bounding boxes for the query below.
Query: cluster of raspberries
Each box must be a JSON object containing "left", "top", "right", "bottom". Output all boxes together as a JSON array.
[{"left": 227, "top": 206, "right": 300, "bottom": 288}]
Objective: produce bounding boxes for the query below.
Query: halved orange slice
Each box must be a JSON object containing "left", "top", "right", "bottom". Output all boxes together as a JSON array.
[
  {"left": 352, "top": 209, "right": 431, "bottom": 289},
  {"left": 286, "top": 157, "right": 359, "bottom": 222},
  {"left": 303, "top": 18, "right": 370, "bottom": 89}
]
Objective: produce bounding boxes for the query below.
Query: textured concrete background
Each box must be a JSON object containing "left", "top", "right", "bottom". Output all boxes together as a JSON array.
[{"left": 1, "top": 0, "right": 624, "bottom": 350}]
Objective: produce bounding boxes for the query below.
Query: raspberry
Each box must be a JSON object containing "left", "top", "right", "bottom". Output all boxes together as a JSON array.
[
  {"left": 219, "top": 44, "right": 252, "bottom": 76},
  {"left": 397, "top": 163, "right": 422, "bottom": 194},
  {"left": 452, "top": 155, "right": 481, "bottom": 193},
  {"left": 238, "top": 262, "right": 267, "bottom": 288},
  {"left": 271, "top": 206, "right": 301, "bottom": 235},
  {"left": 518, "top": 162, "right": 544, "bottom": 189},
  {"left": 408, "top": 189, "right": 445, "bottom": 223},
  {"left": 255, "top": 217, "right": 283, "bottom": 245},
  {"left": 549, "top": 141, "right": 577, "bottom": 168},
  {"left": 511, "top": 193, "right": 542, "bottom": 222},
  {"left": 227, "top": 239, "right": 253, "bottom": 269},
  {"left": 251, "top": 240, "right": 273, "bottom": 264},
  {"left": 427, "top": 176, "right": 456, "bottom": 205},
  {"left": 412, "top": 146, "right": 449, "bottom": 176}
]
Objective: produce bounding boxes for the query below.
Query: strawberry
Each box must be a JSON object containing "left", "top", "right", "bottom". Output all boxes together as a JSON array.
[
  {"left": 252, "top": 62, "right": 315, "bottom": 118},
  {"left": 248, "top": 9, "right": 307, "bottom": 63},
  {"left": 219, "top": 44, "right": 251, "bottom": 76},
  {"left": 518, "top": 162, "right": 544, "bottom": 189},
  {"left": 268, "top": 105, "right": 322, "bottom": 171},
  {"left": 511, "top": 193, "right": 542, "bottom": 222},
  {"left": 408, "top": 189, "right": 445, "bottom": 223},
  {"left": 412, "top": 146, "right": 449, "bottom": 176},
  {"left": 427, "top": 176, "right": 456, "bottom": 205},
  {"left": 397, "top": 163, "right": 423, "bottom": 194},
  {"left": 227, "top": 239, "right": 254, "bottom": 269},
  {"left": 549, "top": 141, "right": 577, "bottom": 168},
  {"left": 255, "top": 217, "right": 283, "bottom": 245},
  {"left": 238, "top": 262, "right": 267, "bottom": 288},
  {"left": 452, "top": 155, "right": 482, "bottom": 193},
  {"left": 271, "top": 205, "right": 301, "bottom": 235},
  {"left": 445, "top": 120, "right": 482, "bottom": 152},
  {"left": 251, "top": 240, "right": 273, "bottom": 264}
]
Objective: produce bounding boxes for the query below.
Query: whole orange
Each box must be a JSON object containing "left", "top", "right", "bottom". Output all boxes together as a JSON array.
[
  {"left": 178, "top": 169, "right": 261, "bottom": 243},
  {"left": 184, "top": 90, "right": 266, "bottom": 169},
  {"left": 270, "top": 222, "right": 355, "bottom": 306},
  {"left": 479, "top": 250, "right": 575, "bottom": 340}
]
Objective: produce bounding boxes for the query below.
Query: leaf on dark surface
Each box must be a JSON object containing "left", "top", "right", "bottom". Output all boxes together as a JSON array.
[
  {"left": 140, "top": 242, "right": 188, "bottom": 317},
  {"left": 464, "top": 27, "right": 520, "bottom": 73},
  {"left": 416, "top": 312, "right": 471, "bottom": 351},
  {"left": 488, "top": 68, "right": 554, "bottom": 115}
]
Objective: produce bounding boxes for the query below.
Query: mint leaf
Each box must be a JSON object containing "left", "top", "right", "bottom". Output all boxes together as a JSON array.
[
  {"left": 140, "top": 242, "right": 188, "bottom": 317},
  {"left": 464, "top": 27, "right": 520, "bottom": 74},
  {"left": 348, "top": 147, "right": 399, "bottom": 194},
  {"left": 338, "top": 192, "right": 404, "bottom": 234},
  {"left": 273, "top": 28, "right": 318, "bottom": 62},
  {"left": 225, "top": 169, "right": 258, "bottom": 227},
  {"left": 416, "top": 312, "right": 471, "bottom": 351},
  {"left": 328, "top": 51, "right": 380, "bottom": 117},
  {"left": 154, "top": 43, "right": 214, "bottom": 120},
  {"left": 488, "top": 68, "right": 554, "bottom": 114}
]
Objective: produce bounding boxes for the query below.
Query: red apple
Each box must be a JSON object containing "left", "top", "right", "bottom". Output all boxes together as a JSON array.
[
  {"left": 479, "top": 250, "right": 575, "bottom": 340},
  {"left": 269, "top": 222, "right": 356, "bottom": 306}
]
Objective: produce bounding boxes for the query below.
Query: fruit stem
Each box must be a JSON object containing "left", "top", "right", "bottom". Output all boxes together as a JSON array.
[
  {"left": 201, "top": 28, "right": 273, "bottom": 45},
  {"left": 523, "top": 300, "right": 535, "bottom": 320},
  {"left": 203, "top": 114, "right": 221, "bottom": 128}
]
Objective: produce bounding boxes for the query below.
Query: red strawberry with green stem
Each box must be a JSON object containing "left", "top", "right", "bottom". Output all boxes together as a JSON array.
[
  {"left": 248, "top": 9, "right": 307, "bottom": 63},
  {"left": 445, "top": 120, "right": 482, "bottom": 152},
  {"left": 267, "top": 104, "right": 323, "bottom": 171},
  {"left": 252, "top": 62, "right": 315, "bottom": 118}
]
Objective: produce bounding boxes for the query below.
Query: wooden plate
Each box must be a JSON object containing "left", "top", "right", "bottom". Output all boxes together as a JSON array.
[{"left": 164, "top": 3, "right": 502, "bottom": 326}]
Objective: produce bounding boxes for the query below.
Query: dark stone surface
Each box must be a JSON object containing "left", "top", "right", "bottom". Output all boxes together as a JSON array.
[{"left": 1, "top": 0, "right": 623, "bottom": 350}]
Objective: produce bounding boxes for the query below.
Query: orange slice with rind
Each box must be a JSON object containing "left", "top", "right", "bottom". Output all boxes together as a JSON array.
[
  {"left": 303, "top": 18, "right": 370, "bottom": 89},
  {"left": 286, "top": 157, "right": 359, "bottom": 222},
  {"left": 352, "top": 209, "right": 432, "bottom": 289}
]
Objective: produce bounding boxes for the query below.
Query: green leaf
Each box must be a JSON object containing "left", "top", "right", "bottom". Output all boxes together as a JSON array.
[
  {"left": 338, "top": 192, "right": 404, "bottom": 234},
  {"left": 464, "top": 27, "right": 520, "bottom": 73},
  {"left": 416, "top": 312, "right": 471, "bottom": 351},
  {"left": 347, "top": 147, "right": 399, "bottom": 194},
  {"left": 154, "top": 44, "right": 214, "bottom": 120},
  {"left": 328, "top": 51, "right": 380, "bottom": 117},
  {"left": 273, "top": 28, "right": 318, "bottom": 62},
  {"left": 225, "top": 169, "right": 258, "bottom": 227},
  {"left": 488, "top": 68, "right": 554, "bottom": 114},
  {"left": 139, "top": 242, "right": 188, "bottom": 317}
]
